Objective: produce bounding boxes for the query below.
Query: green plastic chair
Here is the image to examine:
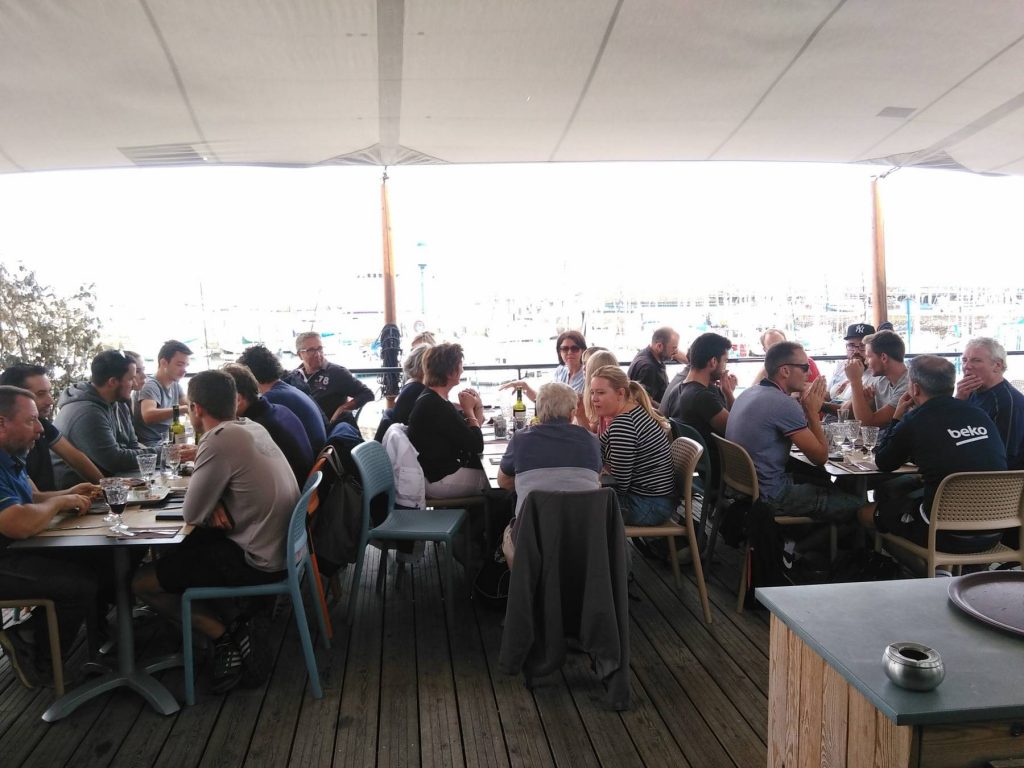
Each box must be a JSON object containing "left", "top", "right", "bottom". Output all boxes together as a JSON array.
[
  {"left": 181, "top": 472, "right": 327, "bottom": 705},
  {"left": 349, "top": 441, "right": 466, "bottom": 626}
]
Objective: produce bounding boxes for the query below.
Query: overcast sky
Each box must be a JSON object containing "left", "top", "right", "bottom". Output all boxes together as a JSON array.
[{"left": 2, "top": 160, "right": 1023, "bottom": 347}]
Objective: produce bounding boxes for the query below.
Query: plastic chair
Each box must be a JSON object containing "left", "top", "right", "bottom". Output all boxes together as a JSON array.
[
  {"left": 349, "top": 441, "right": 466, "bottom": 626},
  {"left": 0, "top": 599, "right": 64, "bottom": 696},
  {"left": 622, "top": 437, "right": 712, "bottom": 623},
  {"left": 876, "top": 470, "right": 1024, "bottom": 577},
  {"left": 669, "top": 418, "right": 717, "bottom": 555},
  {"left": 305, "top": 446, "right": 338, "bottom": 638},
  {"left": 710, "top": 435, "right": 832, "bottom": 612},
  {"left": 181, "top": 473, "right": 327, "bottom": 706}
]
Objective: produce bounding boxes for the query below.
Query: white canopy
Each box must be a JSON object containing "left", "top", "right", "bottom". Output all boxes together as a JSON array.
[{"left": 3, "top": 0, "right": 1024, "bottom": 174}]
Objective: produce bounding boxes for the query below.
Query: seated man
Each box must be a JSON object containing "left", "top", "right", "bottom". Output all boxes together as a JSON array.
[
  {"left": 136, "top": 340, "right": 191, "bottom": 447},
  {"left": 956, "top": 337, "right": 1024, "bottom": 470},
  {"left": 133, "top": 370, "right": 299, "bottom": 694},
  {"left": 626, "top": 326, "right": 686, "bottom": 408},
  {"left": 284, "top": 332, "right": 374, "bottom": 428},
  {"left": 52, "top": 350, "right": 144, "bottom": 487},
  {"left": 237, "top": 344, "right": 327, "bottom": 451},
  {"left": 223, "top": 363, "right": 314, "bottom": 487},
  {"left": 0, "top": 385, "right": 99, "bottom": 689},
  {"left": 843, "top": 330, "right": 908, "bottom": 428},
  {"left": 751, "top": 328, "right": 821, "bottom": 385},
  {"left": 726, "top": 341, "right": 863, "bottom": 523},
  {"left": 661, "top": 332, "right": 736, "bottom": 484},
  {"left": 826, "top": 323, "right": 875, "bottom": 409},
  {"left": 0, "top": 364, "right": 102, "bottom": 490},
  {"left": 859, "top": 355, "right": 1008, "bottom": 553},
  {"left": 497, "top": 382, "right": 602, "bottom": 567}
]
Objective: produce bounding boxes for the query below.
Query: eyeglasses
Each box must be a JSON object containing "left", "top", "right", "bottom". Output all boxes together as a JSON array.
[
  {"left": 783, "top": 362, "right": 811, "bottom": 372},
  {"left": 299, "top": 346, "right": 324, "bottom": 354},
  {"left": 845, "top": 342, "right": 865, "bottom": 351},
  {"left": 559, "top": 345, "right": 581, "bottom": 353}
]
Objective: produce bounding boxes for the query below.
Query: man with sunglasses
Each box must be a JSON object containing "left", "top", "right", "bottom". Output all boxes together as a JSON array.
[
  {"left": 285, "top": 332, "right": 374, "bottom": 428},
  {"left": 727, "top": 342, "right": 862, "bottom": 523}
]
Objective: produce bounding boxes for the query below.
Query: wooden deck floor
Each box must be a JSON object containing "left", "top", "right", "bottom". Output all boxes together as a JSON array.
[{"left": 0, "top": 543, "right": 770, "bottom": 768}]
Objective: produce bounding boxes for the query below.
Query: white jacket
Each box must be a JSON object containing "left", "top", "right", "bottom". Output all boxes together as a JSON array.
[{"left": 381, "top": 423, "right": 426, "bottom": 509}]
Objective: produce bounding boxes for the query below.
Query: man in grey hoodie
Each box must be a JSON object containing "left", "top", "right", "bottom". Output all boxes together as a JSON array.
[{"left": 52, "top": 350, "right": 143, "bottom": 487}]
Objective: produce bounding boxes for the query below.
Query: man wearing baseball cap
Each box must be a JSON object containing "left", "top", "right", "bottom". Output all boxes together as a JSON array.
[{"left": 827, "top": 323, "right": 875, "bottom": 409}]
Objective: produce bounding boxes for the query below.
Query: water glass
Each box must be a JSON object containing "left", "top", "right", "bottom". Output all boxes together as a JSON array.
[
  {"left": 845, "top": 419, "right": 862, "bottom": 448},
  {"left": 137, "top": 449, "right": 158, "bottom": 483},
  {"left": 165, "top": 443, "right": 182, "bottom": 476},
  {"left": 861, "top": 426, "right": 880, "bottom": 452},
  {"left": 827, "top": 423, "right": 845, "bottom": 453}
]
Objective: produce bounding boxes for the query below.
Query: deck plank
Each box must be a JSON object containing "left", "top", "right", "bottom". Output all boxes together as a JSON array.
[
  {"left": 333, "top": 547, "right": 385, "bottom": 767},
  {"left": 377, "top": 559, "right": 421, "bottom": 768},
  {"left": 414, "top": 545, "right": 466, "bottom": 768}
]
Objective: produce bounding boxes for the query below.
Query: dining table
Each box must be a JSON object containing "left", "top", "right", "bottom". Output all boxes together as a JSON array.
[
  {"left": 11, "top": 478, "right": 190, "bottom": 722},
  {"left": 790, "top": 446, "right": 918, "bottom": 499}
]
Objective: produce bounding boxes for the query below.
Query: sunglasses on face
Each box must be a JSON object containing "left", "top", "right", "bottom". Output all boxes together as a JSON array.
[
  {"left": 559, "top": 345, "right": 581, "bottom": 353},
  {"left": 784, "top": 362, "right": 811, "bottom": 372}
]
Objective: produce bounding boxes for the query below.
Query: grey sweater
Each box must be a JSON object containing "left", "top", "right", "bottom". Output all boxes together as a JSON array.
[{"left": 52, "top": 382, "right": 141, "bottom": 487}]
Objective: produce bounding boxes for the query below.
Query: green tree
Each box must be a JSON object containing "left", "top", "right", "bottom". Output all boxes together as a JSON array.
[{"left": 0, "top": 262, "right": 102, "bottom": 388}]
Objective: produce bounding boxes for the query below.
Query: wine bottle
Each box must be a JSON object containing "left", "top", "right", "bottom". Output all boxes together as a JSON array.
[
  {"left": 512, "top": 387, "right": 527, "bottom": 430},
  {"left": 169, "top": 404, "right": 186, "bottom": 444}
]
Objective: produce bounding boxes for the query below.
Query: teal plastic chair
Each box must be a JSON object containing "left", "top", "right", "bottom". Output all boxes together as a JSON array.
[
  {"left": 181, "top": 472, "right": 327, "bottom": 705},
  {"left": 349, "top": 441, "right": 466, "bottom": 626}
]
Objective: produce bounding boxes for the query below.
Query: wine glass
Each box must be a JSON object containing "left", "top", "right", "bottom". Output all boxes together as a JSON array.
[
  {"left": 137, "top": 449, "right": 158, "bottom": 484},
  {"left": 861, "top": 426, "right": 880, "bottom": 453},
  {"left": 103, "top": 480, "right": 129, "bottom": 533},
  {"left": 844, "top": 419, "right": 862, "bottom": 450},
  {"left": 165, "top": 443, "right": 182, "bottom": 476},
  {"left": 99, "top": 477, "right": 123, "bottom": 524}
]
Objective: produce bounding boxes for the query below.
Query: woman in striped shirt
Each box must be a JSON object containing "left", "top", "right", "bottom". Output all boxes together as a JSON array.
[{"left": 589, "top": 365, "right": 676, "bottom": 526}]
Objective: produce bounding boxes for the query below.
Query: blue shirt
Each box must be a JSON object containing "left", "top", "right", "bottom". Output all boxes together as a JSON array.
[
  {"left": 552, "top": 365, "right": 586, "bottom": 394},
  {"left": 0, "top": 449, "right": 33, "bottom": 548},
  {"left": 968, "top": 380, "right": 1024, "bottom": 470},
  {"left": 263, "top": 380, "right": 328, "bottom": 451},
  {"left": 500, "top": 418, "right": 602, "bottom": 517}
]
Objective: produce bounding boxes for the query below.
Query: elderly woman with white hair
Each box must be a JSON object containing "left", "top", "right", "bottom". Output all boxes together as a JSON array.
[
  {"left": 497, "top": 382, "right": 602, "bottom": 567},
  {"left": 374, "top": 343, "right": 433, "bottom": 441}
]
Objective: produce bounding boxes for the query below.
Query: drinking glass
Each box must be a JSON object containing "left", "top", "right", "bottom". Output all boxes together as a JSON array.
[
  {"left": 844, "top": 419, "right": 862, "bottom": 449},
  {"left": 103, "top": 480, "right": 129, "bottom": 533},
  {"left": 861, "top": 426, "right": 880, "bottom": 453},
  {"left": 165, "top": 443, "right": 182, "bottom": 476},
  {"left": 827, "top": 423, "right": 845, "bottom": 453},
  {"left": 137, "top": 449, "right": 158, "bottom": 483},
  {"left": 99, "top": 477, "right": 123, "bottom": 524}
]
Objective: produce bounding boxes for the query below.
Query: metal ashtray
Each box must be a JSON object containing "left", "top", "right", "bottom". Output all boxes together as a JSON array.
[{"left": 883, "top": 642, "right": 945, "bottom": 691}]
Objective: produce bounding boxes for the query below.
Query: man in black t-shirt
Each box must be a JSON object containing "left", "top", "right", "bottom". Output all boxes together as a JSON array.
[
  {"left": 0, "top": 364, "right": 102, "bottom": 490},
  {"left": 626, "top": 326, "right": 686, "bottom": 408},
  {"left": 661, "top": 333, "right": 736, "bottom": 480},
  {"left": 285, "top": 332, "right": 374, "bottom": 428}
]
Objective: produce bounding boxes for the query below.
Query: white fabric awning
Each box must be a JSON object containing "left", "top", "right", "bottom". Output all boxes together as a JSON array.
[{"left": 3, "top": 0, "right": 1024, "bottom": 174}]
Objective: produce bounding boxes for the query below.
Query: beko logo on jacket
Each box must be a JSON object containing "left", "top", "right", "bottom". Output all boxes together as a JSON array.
[{"left": 947, "top": 425, "right": 989, "bottom": 445}]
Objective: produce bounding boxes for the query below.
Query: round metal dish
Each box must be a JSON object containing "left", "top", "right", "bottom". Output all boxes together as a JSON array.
[{"left": 883, "top": 642, "right": 945, "bottom": 691}]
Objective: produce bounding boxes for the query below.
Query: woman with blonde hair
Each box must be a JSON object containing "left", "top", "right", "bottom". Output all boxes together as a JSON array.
[
  {"left": 575, "top": 349, "right": 619, "bottom": 433},
  {"left": 589, "top": 365, "right": 675, "bottom": 526}
]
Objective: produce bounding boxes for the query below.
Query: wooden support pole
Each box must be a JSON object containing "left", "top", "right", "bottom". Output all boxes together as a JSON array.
[{"left": 871, "top": 177, "right": 888, "bottom": 328}]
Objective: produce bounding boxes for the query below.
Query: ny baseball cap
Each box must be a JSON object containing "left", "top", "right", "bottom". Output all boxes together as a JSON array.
[{"left": 844, "top": 323, "right": 875, "bottom": 340}]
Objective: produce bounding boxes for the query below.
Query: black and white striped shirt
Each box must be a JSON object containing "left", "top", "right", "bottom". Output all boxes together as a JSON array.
[{"left": 600, "top": 406, "right": 674, "bottom": 498}]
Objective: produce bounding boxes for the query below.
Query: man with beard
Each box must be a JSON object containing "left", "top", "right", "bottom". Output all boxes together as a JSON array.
[
  {"left": 826, "top": 323, "right": 875, "bottom": 416},
  {"left": 0, "top": 364, "right": 102, "bottom": 490},
  {"left": 52, "top": 351, "right": 145, "bottom": 486},
  {"left": 844, "top": 330, "right": 909, "bottom": 428}
]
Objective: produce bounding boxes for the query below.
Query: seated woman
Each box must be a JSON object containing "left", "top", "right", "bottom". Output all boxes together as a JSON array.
[
  {"left": 497, "top": 382, "right": 602, "bottom": 567},
  {"left": 576, "top": 349, "right": 619, "bottom": 434},
  {"left": 407, "top": 343, "right": 489, "bottom": 498},
  {"left": 500, "top": 330, "right": 587, "bottom": 401},
  {"left": 589, "top": 365, "right": 675, "bottom": 526},
  {"left": 374, "top": 343, "right": 432, "bottom": 441}
]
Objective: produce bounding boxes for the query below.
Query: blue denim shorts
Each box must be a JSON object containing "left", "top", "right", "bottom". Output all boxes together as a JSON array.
[{"left": 616, "top": 492, "right": 675, "bottom": 526}]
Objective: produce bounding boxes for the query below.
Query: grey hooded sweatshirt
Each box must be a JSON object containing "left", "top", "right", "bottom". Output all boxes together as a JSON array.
[{"left": 52, "top": 382, "right": 141, "bottom": 487}]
